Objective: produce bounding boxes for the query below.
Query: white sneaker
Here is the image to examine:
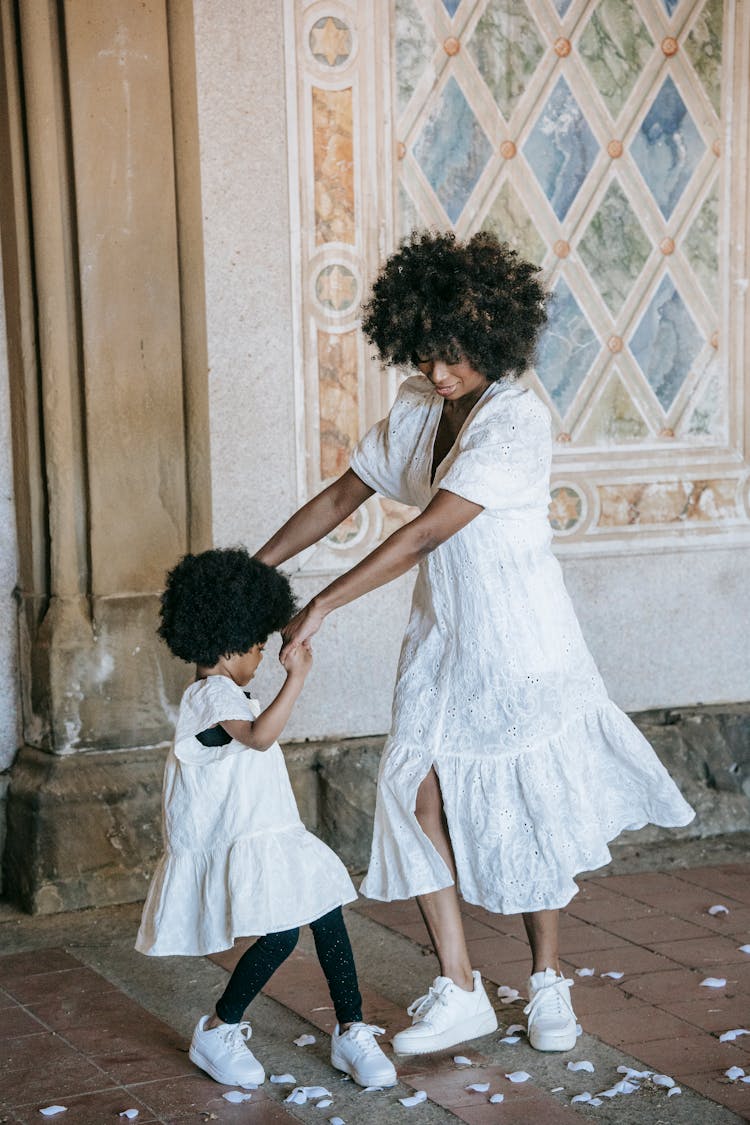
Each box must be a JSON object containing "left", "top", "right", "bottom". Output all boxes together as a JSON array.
[
  {"left": 524, "top": 968, "right": 577, "bottom": 1051},
  {"left": 189, "top": 1015, "right": 265, "bottom": 1087},
  {"left": 391, "top": 971, "right": 498, "bottom": 1055},
  {"left": 331, "top": 1022, "right": 397, "bottom": 1087}
]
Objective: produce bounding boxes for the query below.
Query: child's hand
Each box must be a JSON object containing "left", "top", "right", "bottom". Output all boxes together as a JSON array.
[{"left": 280, "top": 639, "right": 313, "bottom": 679}]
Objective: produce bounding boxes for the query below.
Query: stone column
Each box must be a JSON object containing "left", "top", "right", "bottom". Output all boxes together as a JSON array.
[{"left": 0, "top": 0, "right": 210, "bottom": 912}]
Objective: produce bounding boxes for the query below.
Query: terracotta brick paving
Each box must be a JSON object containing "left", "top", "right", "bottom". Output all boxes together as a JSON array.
[
  {"left": 356, "top": 864, "right": 750, "bottom": 1119},
  {"left": 1, "top": 862, "right": 749, "bottom": 1122}
]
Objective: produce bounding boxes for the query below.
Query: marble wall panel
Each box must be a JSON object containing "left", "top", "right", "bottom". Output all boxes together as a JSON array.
[
  {"left": 598, "top": 479, "right": 737, "bottom": 527},
  {"left": 318, "top": 328, "right": 359, "bottom": 480},
  {"left": 313, "top": 86, "right": 355, "bottom": 245}
]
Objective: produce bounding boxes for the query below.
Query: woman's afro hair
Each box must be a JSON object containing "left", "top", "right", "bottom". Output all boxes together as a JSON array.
[
  {"left": 361, "top": 229, "right": 547, "bottom": 381},
  {"left": 157, "top": 547, "right": 297, "bottom": 667}
]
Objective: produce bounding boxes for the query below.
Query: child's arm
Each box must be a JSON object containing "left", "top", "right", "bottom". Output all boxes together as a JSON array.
[{"left": 220, "top": 643, "right": 312, "bottom": 751}]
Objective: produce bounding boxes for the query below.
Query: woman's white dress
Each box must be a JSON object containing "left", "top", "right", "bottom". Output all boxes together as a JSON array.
[
  {"left": 136, "top": 675, "right": 357, "bottom": 956},
  {"left": 352, "top": 375, "right": 694, "bottom": 914}
]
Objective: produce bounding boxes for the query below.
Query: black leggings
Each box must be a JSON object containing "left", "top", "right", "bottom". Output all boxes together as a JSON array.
[{"left": 215, "top": 906, "right": 363, "bottom": 1026}]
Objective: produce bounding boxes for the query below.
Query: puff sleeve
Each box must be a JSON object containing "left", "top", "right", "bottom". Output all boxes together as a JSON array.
[
  {"left": 350, "top": 376, "right": 429, "bottom": 504},
  {"left": 438, "top": 389, "right": 552, "bottom": 514},
  {"left": 174, "top": 677, "right": 260, "bottom": 764}
]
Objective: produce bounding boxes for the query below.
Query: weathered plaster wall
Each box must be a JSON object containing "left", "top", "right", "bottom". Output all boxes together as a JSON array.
[{"left": 0, "top": 237, "right": 19, "bottom": 771}]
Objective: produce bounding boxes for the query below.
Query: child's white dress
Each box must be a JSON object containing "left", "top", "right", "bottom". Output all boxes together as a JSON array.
[
  {"left": 352, "top": 375, "right": 694, "bottom": 914},
  {"left": 136, "top": 675, "right": 357, "bottom": 956}
]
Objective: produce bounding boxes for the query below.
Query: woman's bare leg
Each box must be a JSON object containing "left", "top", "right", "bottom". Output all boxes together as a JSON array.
[
  {"left": 522, "top": 909, "right": 561, "bottom": 974},
  {"left": 414, "top": 768, "right": 473, "bottom": 991}
]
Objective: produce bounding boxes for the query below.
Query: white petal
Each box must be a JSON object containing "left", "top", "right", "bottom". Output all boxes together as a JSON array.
[
  {"left": 360, "top": 1087, "right": 384, "bottom": 1094},
  {"left": 567, "top": 1060, "right": 594, "bottom": 1072},
  {"left": 285, "top": 1090, "right": 308, "bottom": 1105},
  {"left": 119, "top": 1114, "right": 140, "bottom": 1121},
  {"left": 575, "top": 967, "right": 596, "bottom": 977},
  {"left": 465, "top": 1083, "right": 490, "bottom": 1093},
  {"left": 271, "top": 1073, "right": 296, "bottom": 1084},
  {"left": 39, "top": 1111, "right": 67, "bottom": 1119},
  {"left": 294, "top": 1034, "right": 317, "bottom": 1047},
  {"left": 497, "top": 986, "right": 520, "bottom": 1004},
  {"left": 453, "top": 1055, "right": 473, "bottom": 1066},
  {"left": 571, "top": 1092, "right": 592, "bottom": 1103},
  {"left": 505, "top": 1023, "right": 525, "bottom": 1035},
  {"left": 700, "top": 977, "right": 727, "bottom": 988},
  {"left": 302, "top": 1087, "right": 332, "bottom": 1099},
  {"left": 551, "top": 1087, "right": 565, "bottom": 1093},
  {"left": 222, "top": 1092, "right": 252, "bottom": 1104},
  {"left": 329, "top": 1118, "right": 346, "bottom": 1125},
  {"left": 725, "top": 1066, "right": 746, "bottom": 1080},
  {"left": 505, "top": 1071, "right": 531, "bottom": 1083},
  {"left": 500, "top": 1035, "right": 520, "bottom": 1044},
  {"left": 576, "top": 1023, "right": 583, "bottom": 1037},
  {"left": 489, "top": 1093, "right": 504, "bottom": 1103},
  {"left": 739, "top": 944, "right": 750, "bottom": 954},
  {"left": 652, "top": 1074, "right": 676, "bottom": 1088},
  {"left": 719, "top": 1029, "right": 749, "bottom": 1042},
  {"left": 617, "top": 1066, "right": 653, "bottom": 1079},
  {"left": 708, "top": 904, "right": 729, "bottom": 915},
  {"left": 399, "top": 1091, "right": 427, "bottom": 1107},
  {"left": 600, "top": 971, "right": 624, "bottom": 980},
  {"left": 590, "top": 1098, "right": 603, "bottom": 1106},
  {"left": 316, "top": 1099, "right": 333, "bottom": 1108},
  {"left": 667, "top": 1087, "right": 682, "bottom": 1097}
]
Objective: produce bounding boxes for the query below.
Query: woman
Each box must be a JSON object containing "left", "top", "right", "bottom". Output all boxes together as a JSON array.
[{"left": 255, "top": 231, "right": 694, "bottom": 1056}]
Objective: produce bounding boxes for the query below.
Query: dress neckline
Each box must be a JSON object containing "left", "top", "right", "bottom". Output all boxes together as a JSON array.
[{"left": 428, "top": 380, "right": 498, "bottom": 486}]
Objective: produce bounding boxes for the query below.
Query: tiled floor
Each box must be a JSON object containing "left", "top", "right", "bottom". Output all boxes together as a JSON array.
[{"left": 1, "top": 861, "right": 749, "bottom": 1123}]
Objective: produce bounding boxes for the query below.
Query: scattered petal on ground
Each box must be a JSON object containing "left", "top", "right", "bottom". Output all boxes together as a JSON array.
[
  {"left": 505, "top": 1024, "right": 525, "bottom": 1035},
  {"left": 576, "top": 1023, "right": 583, "bottom": 1037},
  {"left": 497, "top": 986, "right": 520, "bottom": 1004},
  {"left": 222, "top": 1092, "right": 252, "bottom": 1104},
  {"left": 700, "top": 977, "right": 727, "bottom": 988},
  {"left": 453, "top": 1055, "right": 473, "bottom": 1066},
  {"left": 465, "top": 1083, "right": 490, "bottom": 1093},
  {"left": 708, "top": 904, "right": 729, "bottom": 915},
  {"left": 399, "top": 1091, "right": 427, "bottom": 1107},
  {"left": 489, "top": 1093, "right": 504, "bottom": 1103},
  {"left": 599, "top": 1079, "right": 639, "bottom": 1097},
  {"left": 329, "top": 1118, "right": 346, "bottom": 1125},
  {"left": 618, "top": 1067, "right": 653, "bottom": 1079},
  {"left": 600, "top": 971, "right": 624, "bottom": 980},
  {"left": 39, "top": 1111, "right": 67, "bottom": 1119},
  {"left": 719, "top": 1028, "right": 749, "bottom": 1042},
  {"left": 651, "top": 1075, "right": 676, "bottom": 1088},
  {"left": 571, "top": 1092, "right": 592, "bottom": 1104},
  {"left": 271, "top": 1073, "right": 296, "bottom": 1084},
  {"left": 505, "top": 1071, "right": 531, "bottom": 1083},
  {"left": 294, "top": 1034, "right": 317, "bottom": 1047},
  {"left": 567, "top": 1060, "right": 594, "bottom": 1072},
  {"left": 668, "top": 1087, "right": 682, "bottom": 1097},
  {"left": 119, "top": 1114, "right": 140, "bottom": 1121},
  {"left": 500, "top": 1035, "right": 520, "bottom": 1044},
  {"left": 317, "top": 1099, "right": 333, "bottom": 1108},
  {"left": 575, "top": 967, "right": 595, "bottom": 977},
  {"left": 551, "top": 1086, "right": 565, "bottom": 1093},
  {"left": 725, "top": 1066, "right": 746, "bottom": 1081},
  {"left": 285, "top": 1090, "right": 307, "bottom": 1106},
  {"left": 739, "top": 944, "right": 750, "bottom": 954},
  {"left": 590, "top": 1098, "right": 603, "bottom": 1106}
]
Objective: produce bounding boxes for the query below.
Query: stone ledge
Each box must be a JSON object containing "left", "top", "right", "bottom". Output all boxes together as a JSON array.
[{"left": 2, "top": 704, "right": 748, "bottom": 913}]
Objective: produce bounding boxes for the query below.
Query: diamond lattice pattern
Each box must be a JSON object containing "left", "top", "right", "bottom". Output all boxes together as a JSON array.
[{"left": 395, "top": 0, "right": 723, "bottom": 447}]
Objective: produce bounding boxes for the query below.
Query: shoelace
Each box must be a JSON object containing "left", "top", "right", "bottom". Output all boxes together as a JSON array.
[
  {"left": 217, "top": 1020, "right": 253, "bottom": 1052},
  {"left": 407, "top": 983, "right": 451, "bottom": 1023},
  {"left": 345, "top": 1023, "right": 386, "bottom": 1053},
  {"left": 523, "top": 977, "right": 574, "bottom": 1022}
]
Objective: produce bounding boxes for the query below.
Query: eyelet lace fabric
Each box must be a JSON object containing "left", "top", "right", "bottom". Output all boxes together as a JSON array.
[{"left": 354, "top": 376, "right": 694, "bottom": 914}]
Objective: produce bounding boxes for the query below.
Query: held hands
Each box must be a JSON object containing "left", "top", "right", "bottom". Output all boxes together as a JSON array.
[
  {"left": 280, "top": 600, "right": 326, "bottom": 659},
  {"left": 280, "top": 638, "right": 313, "bottom": 678}
]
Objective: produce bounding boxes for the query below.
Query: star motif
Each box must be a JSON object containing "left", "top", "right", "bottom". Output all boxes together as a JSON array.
[
  {"left": 316, "top": 265, "right": 357, "bottom": 310},
  {"left": 310, "top": 17, "right": 352, "bottom": 67}
]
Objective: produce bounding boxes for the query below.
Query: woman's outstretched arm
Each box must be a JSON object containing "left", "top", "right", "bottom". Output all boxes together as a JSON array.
[
  {"left": 281, "top": 488, "right": 483, "bottom": 651},
  {"left": 255, "top": 469, "right": 374, "bottom": 567}
]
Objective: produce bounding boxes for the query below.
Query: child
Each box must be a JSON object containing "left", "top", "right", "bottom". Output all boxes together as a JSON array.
[{"left": 136, "top": 547, "right": 396, "bottom": 1089}]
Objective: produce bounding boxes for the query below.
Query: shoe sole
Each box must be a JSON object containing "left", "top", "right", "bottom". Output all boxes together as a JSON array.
[
  {"left": 528, "top": 1031, "right": 578, "bottom": 1052},
  {"left": 330, "top": 1051, "right": 397, "bottom": 1088},
  {"left": 189, "top": 1044, "right": 265, "bottom": 1087},
  {"left": 391, "top": 1008, "right": 498, "bottom": 1055}
]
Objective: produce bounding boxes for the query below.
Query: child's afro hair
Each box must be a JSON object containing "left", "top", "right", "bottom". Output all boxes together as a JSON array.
[
  {"left": 157, "top": 547, "right": 297, "bottom": 667},
  {"left": 361, "top": 229, "right": 547, "bottom": 381}
]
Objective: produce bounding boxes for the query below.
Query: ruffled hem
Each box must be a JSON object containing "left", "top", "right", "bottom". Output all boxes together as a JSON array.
[
  {"left": 360, "top": 702, "right": 695, "bottom": 915},
  {"left": 136, "top": 825, "right": 357, "bottom": 956}
]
